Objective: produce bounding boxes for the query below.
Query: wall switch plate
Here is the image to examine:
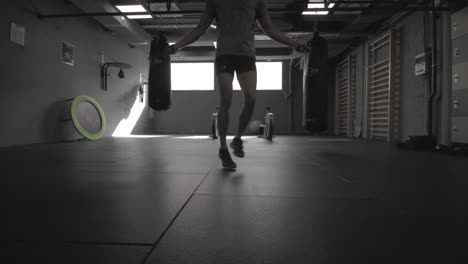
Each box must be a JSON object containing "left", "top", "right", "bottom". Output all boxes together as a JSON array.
[
  {"left": 415, "top": 52, "right": 431, "bottom": 76},
  {"left": 10, "top": 23, "right": 25, "bottom": 46}
]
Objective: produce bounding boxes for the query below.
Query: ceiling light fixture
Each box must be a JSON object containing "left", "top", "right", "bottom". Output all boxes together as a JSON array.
[
  {"left": 115, "top": 5, "right": 151, "bottom": 19},
  {"left": 302, "top": 11, "right": 329, "bottom": 15},
  {"left": 308, "top": 3, "right": 325, "bottom": 9},
  {"left": 304, "top": 1, "right": 331, "bottom": 15},
  {"left": 126, "top": 15, "right": 152, "bottom": 19},
  {"left": 115, "top": 5, "right": 146, "bottom": 13}
]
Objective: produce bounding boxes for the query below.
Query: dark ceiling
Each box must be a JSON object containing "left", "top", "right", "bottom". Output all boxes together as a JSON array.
[
  {"left": 36, "top": 0, "right": 468, "bottom": 59},
  {"left": 128, "top": 0, "right": 460, "bottom": 58}
]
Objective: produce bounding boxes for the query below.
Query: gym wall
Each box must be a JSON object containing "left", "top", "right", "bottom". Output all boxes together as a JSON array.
[
  {"left": 339, "top": 12, "right": 440, "bottom": 141},
  {"left": 0, "top": 0, "right": 151, "bottom": 147}
]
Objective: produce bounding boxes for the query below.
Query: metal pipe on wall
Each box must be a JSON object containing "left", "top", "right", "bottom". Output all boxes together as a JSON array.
[
  {"left": 428, "top": 0, "right": 438, "bottom": 137},
  {"left": 440, "top": 10, "right": 452, "bottom": 145},
  {"left": 433, "top": 16, "right": 444, "bottom": 140},
  {"left": 288, "top": 59, "right": 294, "bottom": 134}
]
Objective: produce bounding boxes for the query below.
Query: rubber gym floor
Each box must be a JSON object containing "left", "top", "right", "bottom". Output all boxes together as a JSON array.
[{"left": 4, "top": 136, "right": 467, "bottom": 263}]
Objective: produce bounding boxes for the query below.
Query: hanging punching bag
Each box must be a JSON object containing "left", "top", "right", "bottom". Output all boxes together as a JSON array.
[
  {"left": 148, "top": 32, "right": 171, "bottom": 111},
  {"left": 302, "top": 31, "right": 329, "bottom": 133}
]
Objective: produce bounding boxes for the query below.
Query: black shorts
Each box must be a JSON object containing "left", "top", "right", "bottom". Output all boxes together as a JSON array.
[{"left": 215, "top": 55, "right": 256, "bottom": 75}]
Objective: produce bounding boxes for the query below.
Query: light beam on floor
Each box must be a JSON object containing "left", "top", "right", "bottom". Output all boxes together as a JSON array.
[
  {"left": 173, "top": 136, "right": 258, "bottom": 139},
  {"left": 113, "top": 85, "right": 147, "bottom": 138}
]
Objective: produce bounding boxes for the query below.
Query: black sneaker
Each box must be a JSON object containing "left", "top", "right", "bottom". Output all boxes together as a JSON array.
[
  {"left": 219, "top": 148, "right": 237, "bottom": 169},
  {"left": 230, "top": 137, "right": 245, "bottom": 158}
]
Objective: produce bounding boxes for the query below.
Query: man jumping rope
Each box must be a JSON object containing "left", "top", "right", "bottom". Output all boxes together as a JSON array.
[{"left": 166, "top": 0, "right": 308, "bottom": 169}]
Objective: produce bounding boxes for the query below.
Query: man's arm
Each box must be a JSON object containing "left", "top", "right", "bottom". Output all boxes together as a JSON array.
[
  {"left": 257, "top": 14, "right": 298, "bottom": 48},
  {"left": 171, "top": 2, "right": 215, "bottom": 52},
  {"left": 256, "top": 1, "right": 307, "bottom": 52}
]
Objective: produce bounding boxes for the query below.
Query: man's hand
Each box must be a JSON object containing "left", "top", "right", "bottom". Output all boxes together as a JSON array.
[
  {"left": 162, "top": 45, "right": 178, "bottom": 58},
  {"left": 294, "top": 43, "right": 309, "bottom": 53}
]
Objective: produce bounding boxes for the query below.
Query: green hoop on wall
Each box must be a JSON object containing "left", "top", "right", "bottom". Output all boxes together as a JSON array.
[{"left": 70, "top": 95, "right": 106, "bottom": 140}]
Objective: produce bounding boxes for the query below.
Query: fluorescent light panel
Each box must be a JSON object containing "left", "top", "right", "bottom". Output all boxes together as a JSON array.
[
  {"left": 115, "top": 5, "right": 146, "bottom": 13},
  {"left": 306, "top": 4, "right": 335, "bottom": 8},
  {"left": 305, "top": 1, "right": 333, "bottom": 15},
  {"left": 127, "top": 15, "right": 152, "bottom": 19},
  {"left": 115, "top": 5, "right": 152, "bottom": 19},
  {"left": 308, "top": 3, "right": 325, "bottom": 8},
  {"left": 302, "top": 11, "right": 329, "bottom": 15}
]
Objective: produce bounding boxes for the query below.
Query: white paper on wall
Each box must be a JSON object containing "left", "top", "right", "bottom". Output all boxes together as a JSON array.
[{"left": 10, "top": 23, "right": 25, "bottom": 46}]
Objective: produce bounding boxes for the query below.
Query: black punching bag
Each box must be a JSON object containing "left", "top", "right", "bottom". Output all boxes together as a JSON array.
[
  {"left": 302, "top": 31, "right": 329, "bottom": 133},
  {"left": 148, "top": 33, "right": 171, "bottom": 111}
]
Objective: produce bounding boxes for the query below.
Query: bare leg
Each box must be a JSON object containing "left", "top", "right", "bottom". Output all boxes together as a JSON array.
[
  {"left": 217, "top": 73, "right": 234, "bottom": 149},
  {"left": 235, "top": 71, "right": 257, "bottom": 139}
]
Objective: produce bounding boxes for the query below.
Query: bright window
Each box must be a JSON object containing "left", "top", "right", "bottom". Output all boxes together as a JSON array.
[
  {"left": 233, "top": 62, "right": 283, "bottom": 90},
  {"left": 171, "top": 63, "right": 214, "bottom": 91},
  {"left": 170, "top": 62, "right": 283, "bottom": 91}
]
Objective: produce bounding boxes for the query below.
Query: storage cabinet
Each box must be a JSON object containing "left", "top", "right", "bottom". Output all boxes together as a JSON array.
[
  {"left": 451, "top": 7, "right": 468, "bottom": 144},
  {"left": 452, "top": 117, "right": 468, "bottom": 143}
]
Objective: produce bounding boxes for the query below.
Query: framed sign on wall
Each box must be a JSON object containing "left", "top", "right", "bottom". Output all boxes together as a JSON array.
[{"left": 62, "top": 41, "right": 75, "bottom": 66}]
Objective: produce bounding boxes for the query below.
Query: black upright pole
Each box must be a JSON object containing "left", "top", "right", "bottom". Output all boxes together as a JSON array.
[{"left": 428, "top": 0, "right": 438, "bottom": 137}]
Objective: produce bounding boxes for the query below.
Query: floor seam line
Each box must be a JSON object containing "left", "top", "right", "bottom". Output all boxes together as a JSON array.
[
  {"left": 12, "top": 240, "right": 153, "bottom": 247},
  {"left": 193, "top": 193, "right": 375, "bottom": 200},
  {"left": 140, "top": 169, "right": 212, "bottom": 264}
]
